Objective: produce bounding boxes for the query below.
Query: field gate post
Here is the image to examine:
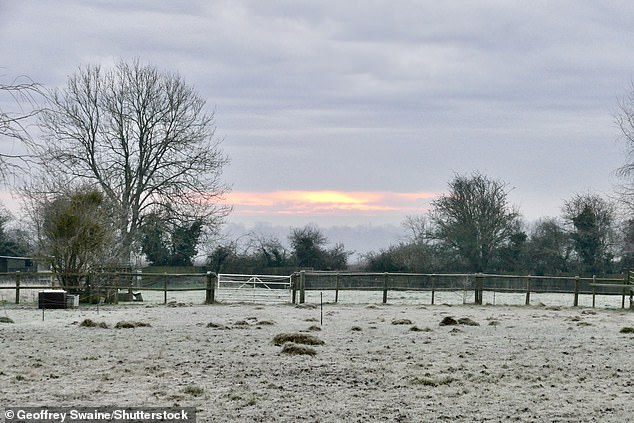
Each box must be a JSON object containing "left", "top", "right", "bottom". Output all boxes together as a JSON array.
[
  {"left": 205, "top": 272, "right": 216, "bottom": 304},
  {"left": 573, "top": 276, "right": 580, "bottom": 307},
  {"left": 299, "top": 270, "right": 305, "bottom": 304},
  {"left": 291, "top": 273, "right": 297, "bottom": 304},
  {"left": 15, "top": 271, "right": 20, "bottom": 305},
  {"left": 431, "top": 274, "right": 436, "bottom": 305},
  {"left": 525, "top": 275, "right": 531, "bottom": 306},
  {"left": 335, "top": 273, "right": 340, "bottom": 303}
]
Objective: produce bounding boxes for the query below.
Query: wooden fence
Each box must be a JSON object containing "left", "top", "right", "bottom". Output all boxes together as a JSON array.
[
  {"left": 291, "top": 270, "right": 634, "bottom": 309},
  {"left": 1, "top": 270, "right": 633, "bottom": 308},
  {"left": 0, "top": 271, "right": 217, "bottom": 305}
]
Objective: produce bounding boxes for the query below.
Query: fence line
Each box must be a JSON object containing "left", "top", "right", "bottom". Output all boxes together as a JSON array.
[
  {"left": 1, "top": 270, "right": 633, "bottom": 308},
  {"left": 0, "top": 271, "right": 217, "bottom": 305},
  {"left": 291, "top": 271, "right": 634, "bottom": 309}
]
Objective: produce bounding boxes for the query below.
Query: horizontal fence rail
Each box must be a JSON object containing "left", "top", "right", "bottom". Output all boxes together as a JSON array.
[
  {"left": 1, "top": 270, "right": 633, "bottom": 308},
  {"left": 0, "top": 271, "right": 217, "bottom": 305},
  {"left": 291, "top": 271, "right": 634, "bottom": 309}
]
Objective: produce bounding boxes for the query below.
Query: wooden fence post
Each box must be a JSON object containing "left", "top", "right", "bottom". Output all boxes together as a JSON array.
[
  {"left": 335, "top": 273, "right": 339, "bottom": 303},
  {"left": 114, "top": 273, "right": 119, "bottom": 304},
  {"left": 163, "top": 272, "right": 168, "bottom": 305},
  {"left": 525, "top": 275, "right": 531, "bottom": 306},
  {"left": 15, "top": 271, "right": 20, "bottom": 305},
  {"left": 475, "top": 273, "right": 483, "bottom": 305},
  {"left": 621, "top": 274, "right": 627, "bottom": 309},
  {"left": 205, "top": 272, "right": 216, "bottom": 304},
  {"left": 299, "top": 270, "right": 305, "bottom": 304},
  {"left": 592, "top": 275, "right": 596, "bottom": 308},
  {"left": 431, "top": 274, "right": 436, "bottom": 305},
  {"left": 382, "top": 272, "right": 388, "bottom": 304},
  {"left": 573, "top": 276, "right": 580, "bottom": 307},
  {"left": 291, "top": 273, "right": 297, "bottom": 304}
]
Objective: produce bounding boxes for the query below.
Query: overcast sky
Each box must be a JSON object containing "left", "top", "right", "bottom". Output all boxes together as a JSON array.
[{"left": 1, "top": 1, "right": 633, "bottom": 251}]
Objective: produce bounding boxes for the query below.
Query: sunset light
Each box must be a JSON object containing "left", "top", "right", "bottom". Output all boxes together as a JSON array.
[{"left": 224, "top": 190, "right": 437, "bottom": 218}]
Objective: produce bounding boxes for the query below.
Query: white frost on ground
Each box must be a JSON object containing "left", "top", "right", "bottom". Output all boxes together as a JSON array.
[{"left": 1, "top": 302, "right": 634, "bottom": 422}]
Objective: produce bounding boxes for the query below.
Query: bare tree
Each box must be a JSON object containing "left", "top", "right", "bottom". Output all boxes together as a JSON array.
[
  {"left": 35, "top": 60, "right": 230, "bottom": 263},
  {"left": 429, "top": 172, "right": 520, "bottom": 272},
  {"left": 0, "top": 75, "right": 41, "bottom": 182}
]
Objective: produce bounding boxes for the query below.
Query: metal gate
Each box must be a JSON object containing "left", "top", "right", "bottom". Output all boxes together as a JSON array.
[{"left": 216, "top": 273, "right": 292, "bottom": 303}]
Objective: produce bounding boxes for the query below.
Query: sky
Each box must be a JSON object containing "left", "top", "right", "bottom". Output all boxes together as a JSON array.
[{"left": 0, "top": 0, "right": 633, "bottom": 253}]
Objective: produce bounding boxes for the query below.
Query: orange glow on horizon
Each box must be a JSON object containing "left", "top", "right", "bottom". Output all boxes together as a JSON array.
[{"left": 223, "top": 190, "right": 437, "bottom": 217}]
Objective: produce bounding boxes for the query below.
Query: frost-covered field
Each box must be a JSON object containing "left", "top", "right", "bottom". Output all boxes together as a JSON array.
[{"left": 1, "top": 301, "right": 634, "bottom": 422}]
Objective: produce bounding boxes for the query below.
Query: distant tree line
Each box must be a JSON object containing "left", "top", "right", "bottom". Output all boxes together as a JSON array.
[
  {"left": 208, "top": 224, "right": 351, "bottom": 274},
  {"left": 364, "top": 173, "right": 622, "bottom": 277},
  {"left": 208, "top": 173, "right": 626, "bottom": 277}
]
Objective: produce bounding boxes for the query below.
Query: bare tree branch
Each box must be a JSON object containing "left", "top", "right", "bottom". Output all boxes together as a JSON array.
[{"left": 0, "top": 74, "right": 43, "bottom": 183}]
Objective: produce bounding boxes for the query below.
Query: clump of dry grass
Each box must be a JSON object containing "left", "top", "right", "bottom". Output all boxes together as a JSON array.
[
  {"left": 183, "top": 384, "right": 205, "bottom": 397},
  {"left": 272, "top": 332, "right": 324, "bottom": 346},
  {"left": 256, "top": 320, "right": 275, "bottom": 326},
  {"left": 307, "top": 325, "right": 321, "bottom": 331},
  {"left": 620, "top": 327, "right": 634, "bottom": 334},
  {"left": 351, "top": 326, "right": 363, "bottom": 331},
  {"left": 80, "top": 319, "right": 108, "bottom": 328},
  {"left": 392, "top": 318, "right": 413, "bottom": 325},
  {"left": 439, "top": 316, "right": 458, "bottom": 326},
  {"left": 409, "top": 325, "right": 432, "bottom": 332},
  {"left": 114, "top": 321, "right": 151, "bottom": 329},
  {"left": 410, "top": 375, "right": 455, "bottom": 387},
  {"left": 0, "top": 316, "right": 14, "bottom": 324},
  {"left": 280, "top": 343, "right": 317, "bottom": 356},
  {"left": 206, "top": 322, "right": 227, "bottom": 329},
  {"left": 457, "top": 317, "right": 479, "bottom": 326}
]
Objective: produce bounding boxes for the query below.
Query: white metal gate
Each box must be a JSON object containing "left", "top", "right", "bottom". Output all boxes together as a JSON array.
[{"left": 216, "top": 273, "right": 292, "bottom": 303}]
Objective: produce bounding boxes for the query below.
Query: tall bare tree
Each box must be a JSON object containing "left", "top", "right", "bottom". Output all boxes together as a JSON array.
[
  {"left": 429, "top": 172, "right": 520, "bottom": 272},
  {"left": 35, "top": 60, "right": 230, "bottom": 263},
  {"left": 0, "top": 76, "right": 40, "bottom": 182}
]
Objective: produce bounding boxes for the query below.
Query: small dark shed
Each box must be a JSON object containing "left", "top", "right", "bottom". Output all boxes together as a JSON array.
[{"left": 0, "top": 256, "right": 36, "bottom": 273}]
